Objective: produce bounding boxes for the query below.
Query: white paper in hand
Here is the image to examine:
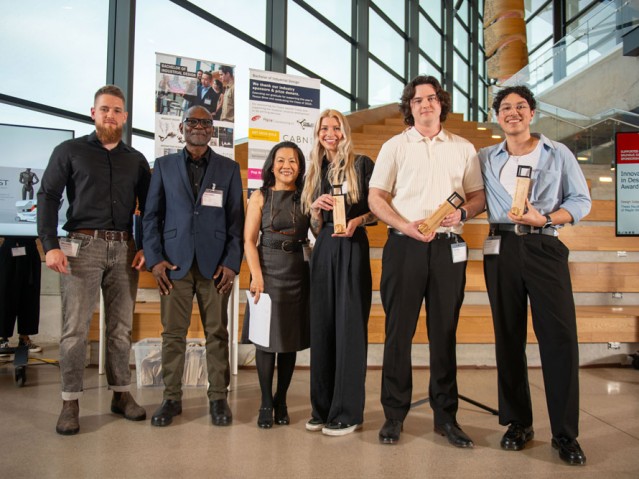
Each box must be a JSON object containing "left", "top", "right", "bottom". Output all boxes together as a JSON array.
[{"left": 246, "top": 291, "right": 271, "bottom": 348}]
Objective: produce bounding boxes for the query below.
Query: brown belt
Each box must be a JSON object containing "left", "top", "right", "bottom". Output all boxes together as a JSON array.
[{"left": 73, "top": 229, "right": 130, "bottom": 241}]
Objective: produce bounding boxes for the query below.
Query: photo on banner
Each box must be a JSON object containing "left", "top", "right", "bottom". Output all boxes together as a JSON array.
[
  {"left": 155, "top": 53, "right": 235, "bottom": 161},
  {"left": 247, "top": 69, "right": 321, "bottom": 192}
]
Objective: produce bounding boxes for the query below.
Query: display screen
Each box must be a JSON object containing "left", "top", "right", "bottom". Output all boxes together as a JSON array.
[{"left": 0, "top": 123, "right": 74, "bottom": 237}]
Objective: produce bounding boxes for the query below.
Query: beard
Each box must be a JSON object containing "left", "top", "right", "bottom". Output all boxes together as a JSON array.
[{"left": 96, "top": 123, "right": 123, "bottom": 145}]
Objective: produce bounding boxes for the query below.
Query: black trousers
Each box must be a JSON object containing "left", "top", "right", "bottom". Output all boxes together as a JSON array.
[
  {"left": 0, "top": 237, "right": 40, "bottom": 338},
  {"left": 380, "top": 234, "right": 466, "bottom": 425},
  {"left": 309, "top": 225, "right": 371, "bottom": 425},
  {"left": 483, "top": 231, "right": 580, "bottom": 440}
]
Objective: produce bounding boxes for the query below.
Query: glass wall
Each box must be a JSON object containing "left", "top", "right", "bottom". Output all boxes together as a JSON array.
[
  {"left": 0, "top": 1, "right": 108, "bottom": 115},
  {"left": 1, "top": 0, "right": 494, "bottom": 158}
]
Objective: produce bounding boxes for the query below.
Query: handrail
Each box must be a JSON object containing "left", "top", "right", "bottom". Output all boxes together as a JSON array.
[
  {"left": 535, "top": 106, "right": 639, "bottom": 132},
  {"left": 501, "top": 0, "right": 638, "bottom": 94}
]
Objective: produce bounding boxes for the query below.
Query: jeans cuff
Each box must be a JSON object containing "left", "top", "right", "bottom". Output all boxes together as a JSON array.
[{"left": 62, "top": 391, "right": 82, "bottom": 401}]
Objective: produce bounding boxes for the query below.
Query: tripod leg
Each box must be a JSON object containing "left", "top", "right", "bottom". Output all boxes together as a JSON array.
[{"left": 459, "top": 394, "right": 498, "bottom": 415}]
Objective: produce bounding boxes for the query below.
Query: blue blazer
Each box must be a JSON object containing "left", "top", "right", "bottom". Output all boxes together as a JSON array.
[{"left": 142, "top": 147, "right": 244, "bottom": 280}]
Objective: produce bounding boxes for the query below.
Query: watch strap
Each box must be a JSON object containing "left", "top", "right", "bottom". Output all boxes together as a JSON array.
[{"left": 543, "top": 214, "right": 552, "bottom": 228}]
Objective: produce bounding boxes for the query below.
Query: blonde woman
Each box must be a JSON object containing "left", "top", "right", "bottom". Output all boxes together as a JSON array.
[{"left": 301, "top": 109, "right": 376, "bottom": 436}]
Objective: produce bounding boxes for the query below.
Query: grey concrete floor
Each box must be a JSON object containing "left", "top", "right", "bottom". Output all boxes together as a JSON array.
[{"left": 1, "top": 344, "right": 638, "bottom": 478}]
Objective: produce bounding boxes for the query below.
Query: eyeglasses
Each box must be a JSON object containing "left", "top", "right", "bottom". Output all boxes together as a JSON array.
[
  {"left": 498, "top": 104, "right": 530, "bottom": 114},
  {"left": 183, "top": 118, "right": 213, "bottom": 128},
  {"left": 410, "top": 95, "right": 439, "bottom": 106}
]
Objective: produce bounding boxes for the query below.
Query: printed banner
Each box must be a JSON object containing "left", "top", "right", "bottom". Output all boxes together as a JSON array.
[
  {"left": 0, "top": 124, "right": 73, "bottom": 236},
  {"left": 616, "top": 131, "right": 639, "bottom": 236},
  {"left": 247, "top": 69, "right": 321, "bottom": 191},
  {"left": 155, "top": 53, "right": 235, "bottom": 161}
]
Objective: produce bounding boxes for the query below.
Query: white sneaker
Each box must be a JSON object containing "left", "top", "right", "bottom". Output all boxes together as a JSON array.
[
  {"left": 305, "top": 418, "right": 325, "bottom": 432},
  {"left": 321, "top": 422, "right": 362, "bottom": 436},
  {"left": 0, "top": 339, "right": 10, "bottom": 357}
]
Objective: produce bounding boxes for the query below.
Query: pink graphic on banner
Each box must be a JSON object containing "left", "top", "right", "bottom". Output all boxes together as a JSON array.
[{"left": 248, "top": 168, "right": 262, "bottom": 180}]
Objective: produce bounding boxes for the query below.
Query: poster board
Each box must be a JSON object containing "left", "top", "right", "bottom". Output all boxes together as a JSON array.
[
  {"left": 0, "top": 123, "right": 73, "bottom": 236},
  {"left": 615, "top": 131, "right": 639, "bottom": 236}
]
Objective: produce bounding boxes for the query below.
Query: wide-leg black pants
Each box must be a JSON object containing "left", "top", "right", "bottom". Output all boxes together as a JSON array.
[
  {"left": 309, "top": 225, "right": 371, "bottom": 425},
  {"left": 483, "top": 231, "right": 580, "bottom": 440},
  {"left": 0, "top": 237, "right": 41, "bottom": 338},
  {"left": 380, "top": 233, "right": 466, "bottom": 426}
]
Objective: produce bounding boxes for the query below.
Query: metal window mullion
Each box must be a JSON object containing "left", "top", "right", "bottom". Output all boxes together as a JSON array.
[
  {"left": 266, "top": 0, "right": 287, "bottom": 72},
  {"left": 355, "top": 0, "right": 370, "bottom": 109},
  {"left": 107, "top": 0, "right": 136, "bottom": 144}
]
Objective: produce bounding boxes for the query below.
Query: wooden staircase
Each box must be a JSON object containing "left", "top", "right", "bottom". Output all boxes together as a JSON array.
[{"left": 90, "top": 107, "right": 639, "bottom": 346}]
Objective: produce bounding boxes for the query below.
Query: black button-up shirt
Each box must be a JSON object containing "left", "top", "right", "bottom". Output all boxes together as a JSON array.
[
  {"left": 37, "top": 131, "right": 151, "bottom": 253},
  {"left": 185, "top": 149, "right": 210, "bottom": 199}
]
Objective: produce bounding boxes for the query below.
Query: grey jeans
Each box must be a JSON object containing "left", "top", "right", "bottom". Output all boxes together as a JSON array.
[{"left": 59, "top": 233, "right": 138, "bottom": 400}]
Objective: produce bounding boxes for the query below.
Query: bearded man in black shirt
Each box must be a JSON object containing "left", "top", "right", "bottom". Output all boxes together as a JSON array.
[{"left": 37, "top": 85, "right": 151, "bottom": 435}]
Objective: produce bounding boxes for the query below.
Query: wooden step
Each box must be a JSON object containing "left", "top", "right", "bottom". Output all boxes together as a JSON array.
[
  {"left": 236, "top": 258, "right": 639, "bottom": 293},
  {"left": 89, "top": 303, "right": 639, "bottom": 344},
  {"left": 365, "top": 222, "right": 639, "bottom": 251}
]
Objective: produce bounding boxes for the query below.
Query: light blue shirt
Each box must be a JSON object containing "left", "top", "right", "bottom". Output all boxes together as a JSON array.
[{"left": 478, "top": 133, "right": 591, "bottom": 227}]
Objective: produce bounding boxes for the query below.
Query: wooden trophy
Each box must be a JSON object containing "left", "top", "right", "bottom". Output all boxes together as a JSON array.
[
  {"left": 332, "top": 184, "right": 347, "bottom": 234},
  {"left": 511, "top": 165, "right": 532, "bottom": 216},
  {"left": 418, "top": 192, "right": 465, "bottom": 235}
]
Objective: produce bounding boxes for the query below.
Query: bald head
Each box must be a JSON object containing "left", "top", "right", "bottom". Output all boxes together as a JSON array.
[{"left": 180, "top": 106, "right": 214, "bottom": 150}]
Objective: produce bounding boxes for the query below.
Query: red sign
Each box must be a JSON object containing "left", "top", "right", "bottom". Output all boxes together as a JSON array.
[{"left": 616, "top": 132, "right": 639, "bottom": 164}]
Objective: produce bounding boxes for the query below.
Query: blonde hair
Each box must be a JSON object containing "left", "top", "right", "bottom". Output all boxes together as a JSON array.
[{"left": 301, "top": 109, "right": 360, "bottom": 213}]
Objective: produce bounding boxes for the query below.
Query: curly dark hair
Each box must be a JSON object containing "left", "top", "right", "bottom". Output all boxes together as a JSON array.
[
  {"left": 399, "top": 75, "right": 451, "bottom": 125},
  {"left": 260, "top": 141, "right": 306, "bottom": 200},
  {"left": 492, "top": 85, "right": 537, "bottom": 115}
]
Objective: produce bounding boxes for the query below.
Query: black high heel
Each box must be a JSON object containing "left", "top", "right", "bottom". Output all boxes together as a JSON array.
[
  {"left": 257, "top": 407, "right": 273, "bottom": 429},
  {"left": 274, "top": 403, "right": 290, "bottom": 425}
]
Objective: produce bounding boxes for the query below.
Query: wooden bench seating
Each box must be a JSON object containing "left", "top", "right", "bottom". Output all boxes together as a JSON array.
[{"left": 90, "top": 299, "right": 639, "bottom": 345}]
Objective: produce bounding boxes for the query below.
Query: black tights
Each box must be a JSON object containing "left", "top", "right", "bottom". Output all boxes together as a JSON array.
[{"left": 255, "top": 349, "right": 297, "bottom": 408}]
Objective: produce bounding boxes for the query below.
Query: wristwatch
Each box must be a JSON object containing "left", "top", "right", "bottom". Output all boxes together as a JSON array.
[
  {"left": 459, "top": 207, "right": 467, "bottom": 222},
  {"left": 543, "top": 214, "right": 553, "bottom": 228}
]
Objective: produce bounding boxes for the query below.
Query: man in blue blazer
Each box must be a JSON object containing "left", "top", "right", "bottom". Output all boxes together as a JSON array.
[{"left": 143, "top": 105, "right": 244, "bottom": 427}]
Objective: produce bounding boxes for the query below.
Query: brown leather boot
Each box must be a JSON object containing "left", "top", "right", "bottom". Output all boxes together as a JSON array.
[
  {"left": 111, "top": 391, "right": 147, "bottom": 421},
  {"left": 56, "top": 400, "right": 80, "bottom": 435}
]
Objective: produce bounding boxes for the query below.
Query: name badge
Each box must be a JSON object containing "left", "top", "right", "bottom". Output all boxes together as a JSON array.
[
  {"left": 204, "top": 98, "right": 212, "bottom": 105},
  {"left": 11, "top": 246, "right": 26, "bottom": 257},
  {"left": 202, "top": 184, "right": 223, "bottom": 208},
  {"left": 483, "top": 236, "right": 501, "bottom": 255},
  {"left": 59, "top": 238, "right": 81, "bottom": 257},
  {"left": 451, "top": 242, "right": 467, "bottom": 264}
]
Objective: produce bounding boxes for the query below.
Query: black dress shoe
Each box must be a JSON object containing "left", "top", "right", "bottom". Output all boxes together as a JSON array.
[
  {"left": 434, "top": 422, "right": 474, "bottom": 448},
  {"left": 151, "top": 399, "right": 182, "bottom": 427},
  {"left": 210, "top": 399, "right": 233, "bottom": 426},
  {"left": 552, "top": 437, "right": 587, "bottom": 465},
  {"left": 274, "top": 403, "right": 290, "bottom": 425},
  {"left": 379, "top": 419, "right": 403, "bottom": 444},
  {"left": 501, "top": 423, "right": 534, "bottom": 451},
  {"left": 257, "top": 407, "right": 273, "bottom": 429}
]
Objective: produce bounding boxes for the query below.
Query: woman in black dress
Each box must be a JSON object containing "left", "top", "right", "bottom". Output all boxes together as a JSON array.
[
  {"left": 300, "top": 109, "right": 376, "bottom": 436},
  {"left": 244, "top": 141, "right": 310, "bottom": 428}
]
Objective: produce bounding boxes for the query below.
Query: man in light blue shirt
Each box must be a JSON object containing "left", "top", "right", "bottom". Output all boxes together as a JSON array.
[{"left": 478, "top": 85, "right": 590, "bottom": 466}]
